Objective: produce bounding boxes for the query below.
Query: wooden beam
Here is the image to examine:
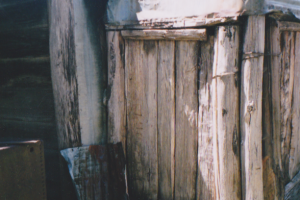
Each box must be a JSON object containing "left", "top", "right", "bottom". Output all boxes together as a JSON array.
[
  {"left": 240, "top": 15, "right": 265, "bottom": 200},
  {"left": 121, "top": 29, "right": 207, "bottom": 41},
  {"left": 278, "top": 21, "right": 300, "bottom": 32},
  {"left": 212, "top": 26, "right": 241, "bottom": 200},
  {"left": 49, "top": 0, "right": 107, "bottom": 199}
]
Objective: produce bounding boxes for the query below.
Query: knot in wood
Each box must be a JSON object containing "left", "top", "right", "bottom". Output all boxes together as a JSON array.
[{"left": 247, "top": 101, "right": 255, "bottom": 112}]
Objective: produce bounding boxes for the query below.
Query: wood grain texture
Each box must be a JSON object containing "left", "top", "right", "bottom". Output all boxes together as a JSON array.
[
  {"left": 280, "top": 31, "right": 295, "bottom": 183},
  {"left": 289, "top": 32, "right": 300, "bottom": 180},
  {"left": 174, "top": 41, "right": 198, "bottom": 200},
  {"left": 107, "top": 31, "right": 126, "bottom": 153},
  {"left": 49, "top": 0, "right": 81, "bottom": 199},
  {"left": 121, "top": 29, "right": 207, "bottom": 41},
  {"left": 212, "top": 26, "right": 241, "bottom": 200},
  {"left": 262, "top": 19, "right": 284, "bottom": 200},
  {"left": 125, "top": 40, "right": 158, "bottom": 200},
  {"left": 269, "top": 20, "right": 285, "bottom": 200},
  {"left": 240, "top": 15, "right": 265, "bottom": 200},
  {"left": 0, "top": 0, "right": 49, "bottom": 58},
  {"left": 157, "top": 40, "right": 175, "bottom": 200},
  {"left": 197, "top": 35, "right": 215, "bottom": 200}
]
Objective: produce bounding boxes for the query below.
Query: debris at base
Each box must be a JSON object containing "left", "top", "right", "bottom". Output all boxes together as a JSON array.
[{"left": 61, "top": 142, "right": 128, "bottom": 200}]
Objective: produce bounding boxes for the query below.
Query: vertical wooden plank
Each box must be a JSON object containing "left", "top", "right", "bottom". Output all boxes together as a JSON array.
[
  {"left": 262, "top": 19, "right": 285, "bottom": 200},
  {"left": 240, "top": 15, "right": 265, "bottom": 200},
  {"left": 212, "top": 26, "right": 241, "bottom": 200},
  {"left": 268, "top": 20, "right": 285, "bottom": 200},
  {"left": 107, "top": 31, "right": 126, "bottom": 154},
  {"left": 157, "top": 40, "right": 175, "bottom": 200},
  {"left": 125, "top": 40, "right": 158, "bottom": 200},
  {"left": 174, "top": 41, "right": 198, "bottom": 200},
  {"left": 289, "top": 32, "right": 300, "bottom": 180},
  {"left": 280, "top": 31, "right": 295, "bottom": 182},
  {"left": 197, "top": 35, "right": 215, "bottom": 200},
  {"left": 49, "top": 0, "right": 80, "bottom": 199}
]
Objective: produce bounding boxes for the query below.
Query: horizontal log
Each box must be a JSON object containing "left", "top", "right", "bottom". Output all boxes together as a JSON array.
[
  {"left": 278, "top": 21, "right": 300, "bottom": 32},
  {"left": 120, "top": 29, "right": 207, "bottom": 40}
]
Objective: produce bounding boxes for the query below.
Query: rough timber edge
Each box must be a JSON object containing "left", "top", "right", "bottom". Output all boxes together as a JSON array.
[{"left": 105, "top": 15, "right": 239, "bottom": 30}]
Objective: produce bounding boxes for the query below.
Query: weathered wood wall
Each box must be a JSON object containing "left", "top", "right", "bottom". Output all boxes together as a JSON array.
[
  {"left": 263, "top": 20, "right": 300, "bottom": 199},
  {"left": 106, "top": 17, "right": 300, "bottom": 200},
  {"left": 0, "top": 1, "right": 60, "bottom": 200}
]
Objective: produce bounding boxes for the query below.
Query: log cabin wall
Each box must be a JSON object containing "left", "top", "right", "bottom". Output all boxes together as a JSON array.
[{"left": 0, "top": 0, "right": 60, "bottom": 199}]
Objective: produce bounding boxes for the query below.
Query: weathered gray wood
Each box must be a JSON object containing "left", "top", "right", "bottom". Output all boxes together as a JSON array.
[
  {"left": 49, "top": 1, "right": 81, "bottom": 199},
  {"left": 212, "top": 26, "right": 241, "bottom": 200},
  {"left": 125, "top": 40, "right": 158, "bottom": 200},
  {"left": 174, "top": 41, "right": 198, "bottom": 200},
  {"left": 285, "top": 170, "right": 300, "bottom": 200},
  {"left": 105, "top": 17, "right": 238, "bottom": 30},
  {"left": 73, "top": 0, "right": 107, "bottom": 145},
  {"left": 157, "top": 40, "right": 176, "bottom": 200},
  {"left": 107, "top": 31, "right": 126, "bottom": 153},
  {"left": 240, "top": 15, "right": 265, "bottom": 200},
  {"left": 197, "top": 35, "right": 215, "bottom": 200},
  {"left": 121, "top": 29, "right": 207, "bottom": 41},
  {"left": 280, "top": 31, "right": 295, "bottom": 183},
  {"left": 289, "top": 32, "right": 300, "bottom": 180},
  {"left": 278, "top": 21, "right": 300, "bottom": 32}
]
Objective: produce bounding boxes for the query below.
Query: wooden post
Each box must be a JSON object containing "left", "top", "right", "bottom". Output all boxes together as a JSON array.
[
  {"left": 49, "top": 0, "right": 107, "bottom": 199},
  {"left": 240, "top": 15, "right": 265, "bottom": 200},
  {"left": 212, "top": 26, "right": 241, "bottom": 200}
]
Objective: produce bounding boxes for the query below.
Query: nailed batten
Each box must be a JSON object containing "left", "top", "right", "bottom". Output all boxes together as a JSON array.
[{"left": 121, "top": 29, "right": 207, "bottom": 40}]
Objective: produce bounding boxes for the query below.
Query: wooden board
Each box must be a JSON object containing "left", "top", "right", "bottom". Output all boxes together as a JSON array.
[
  {"left": 262, "top": 18, "right": 284, "bottom": 200},
  {"left": 289, "top": 32, "right": 300, "bottom": 180},
  {"left": 280, "top": 31, "right": 295, "bottom": 182},
  {"left": 157, "top": 40, "right": 176, "bottom": 200},
  {"left": 278, "top": 21, "right": 300, "bottom": 32},
  {"left": 121, "top": 29, "right": 207, "bottom": 41},
  {"left": 240, "top": 15, "right": 265, "bottom": 200},
  {"left": 107, "top": 31, "right": 126, "bottom": 154},
  {"left": 197, "top": 35, "right": 215, "bottom": 200},
  {"left": 212, "top": 26, "right": 241, "bottom": 200},
  {"left": 174, "top": 41, "right": 198, "bottom": 200},
  {"left": 125, "top": 40, "right": 158, "bottom": 200}
]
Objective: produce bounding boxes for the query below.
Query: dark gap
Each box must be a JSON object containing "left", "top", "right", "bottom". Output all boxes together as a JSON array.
[
  {"left": 238, "top": 15, "right": 248, "bottom": 200},
  {"left": 194, "top": 40, "right": 202, "bottom": 200}
]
